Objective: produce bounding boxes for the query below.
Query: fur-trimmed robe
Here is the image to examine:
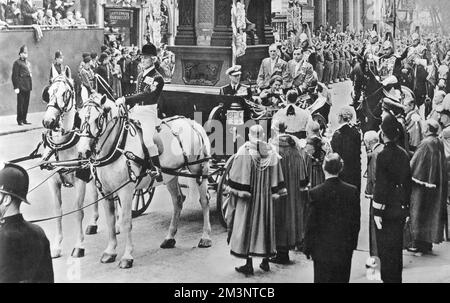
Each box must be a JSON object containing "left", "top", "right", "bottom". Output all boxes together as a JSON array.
[
  {"left": 410, "top": 134, "right": 448, "bottom": 244},
  {"left": 226, "top": 141, "right": 287, "bottom": 258}
]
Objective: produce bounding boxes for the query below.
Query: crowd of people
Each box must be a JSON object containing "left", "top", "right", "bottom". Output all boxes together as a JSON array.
[
  {"left": 75, "top": 41, "right": 174, "bottom": 104},
  {"left": 0, "top": 0, "right": 88, "bottom": 28},
  {"left": 221, "top": 23, "right": 450, "bottom": 283}
]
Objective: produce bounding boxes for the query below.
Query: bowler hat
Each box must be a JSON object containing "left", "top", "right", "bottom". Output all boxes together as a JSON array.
[
  {"left": 142, "top": 43, "right": 157, "bottom": 57},
  {"left": 0, "top": 163, "right": 30, "bottom": 204}
]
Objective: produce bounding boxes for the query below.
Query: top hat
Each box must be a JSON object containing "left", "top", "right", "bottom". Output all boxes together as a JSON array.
[{"left": 0, "top": 163, "right": 30, "bottom": 204}]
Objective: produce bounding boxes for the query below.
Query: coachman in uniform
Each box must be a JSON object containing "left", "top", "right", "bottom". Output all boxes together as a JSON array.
[
  {"left": 373, "top": 115, "right": 412, "bottom": 283},
  {"left": 116, "top": 43, "right": 164, "bottom": 181},
  {"left": 0, "top": 163, "right": 54, "bottom": 283}
]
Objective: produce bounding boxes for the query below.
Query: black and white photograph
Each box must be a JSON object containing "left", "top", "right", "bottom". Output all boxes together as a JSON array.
[{"left": 0, "top": 0, "right": 449, "bottom": 288}]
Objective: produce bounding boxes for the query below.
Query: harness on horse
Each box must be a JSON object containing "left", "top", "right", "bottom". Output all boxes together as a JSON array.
[{"left": 156, "top": 116, "right": 211, "bottom": 182}]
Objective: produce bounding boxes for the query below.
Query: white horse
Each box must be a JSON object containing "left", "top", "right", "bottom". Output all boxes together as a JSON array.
[
  {"left": 77, "top": 94, "right": 212, "bottom": 269},
  {"left": 41, "top": 74, "right": 99, "bottom": 258}
]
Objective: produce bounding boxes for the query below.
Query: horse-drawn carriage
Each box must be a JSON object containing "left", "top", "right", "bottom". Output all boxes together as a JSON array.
[{"left": 16, "top": 77, "right": 329, "bottom": 267}]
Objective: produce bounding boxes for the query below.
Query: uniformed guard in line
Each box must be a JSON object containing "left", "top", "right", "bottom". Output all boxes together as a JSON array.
[
  {"left": 0, "top": 163, "right": 54, "bottom": 283},
  {"left": 116, "top": 43, "right": 165, "bottom": 181},
  {"left": 220, "top": 65, "right": 252, "bottom": 98},
  {"left": 377, "top": 41, "right": 401, "bottom": 82},
  {"left": 373, "top": 115, "right": 412, "bottom": 283}
]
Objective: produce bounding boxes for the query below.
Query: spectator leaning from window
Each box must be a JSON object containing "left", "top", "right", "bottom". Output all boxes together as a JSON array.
[
  {"left": 6, "top": 0, "right": 21, "bottom": 25},
  {"left": 42, "top": 8, "right": 55, "bottom": 26},
  {"left": 0, "top": 0, "right": 7, "bottom": 22},
  {"left": 62, "top": 10, "right": 75, "bottom": 27},
  {"left": 35, "top": 8, "right": 44, "bottom": 25},
  {"left": 21, "top": 0, "right": 38, "bottom": 25},
  {"left": 54, "top": 11, "right": 62, "bottom": 26},
  {"left": 74, "top": 10, "right": 86, "bottom": 28}
]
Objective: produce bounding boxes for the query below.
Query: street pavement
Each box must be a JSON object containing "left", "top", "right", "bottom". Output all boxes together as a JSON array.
[{"left": 0, "top": 81, "right": 450, "bottom": 283}]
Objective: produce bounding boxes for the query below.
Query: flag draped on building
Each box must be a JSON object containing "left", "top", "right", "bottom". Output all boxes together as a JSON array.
[{"left": 231, "top": 0, "right": 247, "bottom": 65}]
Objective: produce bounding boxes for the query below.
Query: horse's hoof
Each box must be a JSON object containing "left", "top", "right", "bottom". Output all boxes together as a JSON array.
[
  {"left": 71, "top": 248, "right": 85, "bottom": 258},
  {"left": 85, "top": 225, "right": 98, "bottom": 235},
  {"left": 198, "top": 238, "right": 212, "bottom": 248},
  {"left": 118, "top": 259, "right": 134, "bottom": 269},
  {"left": 160, "top": 239, "right": 176, "bottom": 249},
  {"left": 51, "top": 249, "right": 62, "bottom": 259},
  {"left": 100, "top": 253, "right": 117, "bottom": 264}
]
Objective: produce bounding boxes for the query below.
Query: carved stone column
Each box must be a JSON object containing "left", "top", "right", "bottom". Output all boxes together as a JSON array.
[
  {"left": 175, "top": 0, "right": 196, "bottom": 45},
  {"left": 210, "top": 0, "right": 233, "bottom": 47},
  {"left": 263, "top": 0, "right": 274, "bottom": 44},
  {"left": 196, "top": 0, "right": 214, "bottom": 45}
]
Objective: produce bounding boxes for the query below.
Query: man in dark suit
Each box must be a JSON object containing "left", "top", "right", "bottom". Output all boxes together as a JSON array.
[
  {"left": 304, "top": 153, "right": 361, "bottom": 283},
  {"left": 12, "top": 45, "right": 33, "bottom": 126},
  {"left": 373, "top": 114, "right": 412, "bottom": 283},
  {"left": 116, "top": 43, "right": 164, "bottom": 182},
  {"left": 331, "top": 106, "right": 362, "bottom": 191},
  {"left": 220, "top": 65, "right": 252, "bottom": 98},
  {"left": 118, "top": 48, "right": 133, "bottom": 97},
  {"left": 0, "top": 163, "right": 54, "bottom": 283}
]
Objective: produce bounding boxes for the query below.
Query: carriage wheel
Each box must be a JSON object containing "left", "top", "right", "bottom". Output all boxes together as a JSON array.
[
  {"left": 216, "top": 155, "right": 235, "bottom": 228},
  {"left": 131, "top": 180, "right": 156, "bottom": 218}
]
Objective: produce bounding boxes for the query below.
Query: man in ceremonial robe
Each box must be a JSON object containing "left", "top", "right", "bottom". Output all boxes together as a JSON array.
[
  {"left": 269, "top": 121, "right": 309, "bottom": 264},
  {"left": 226, "top": 125, "right": 287, "bottom": 276},
  {"left": 408, "top": 119, "right": 448, "bottom": 254}
]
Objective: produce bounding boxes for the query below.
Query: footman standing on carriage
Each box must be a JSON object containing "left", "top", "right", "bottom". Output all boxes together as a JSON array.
[
  {"left": 0, "top": 163, "right": 54, "bottom": 283},
  {"left": 226, "top": 125, "right": 287, "bottom": 276},
  {"left": 285, "top": 48, "right": 316, "bottom": 97},
  {"left": 115, "top": 43, "right": 164, "bottom": 181}
]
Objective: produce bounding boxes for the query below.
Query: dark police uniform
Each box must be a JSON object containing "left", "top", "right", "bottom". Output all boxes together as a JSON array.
[
  {"left": 0, "top": 214, "right": 54, "bottom": 283},
  {"left": 373, "top": 140, "right": 412, "bottom": 283},
  {"left": 12, "top": 57, "right": 32, "bottom": 125}
]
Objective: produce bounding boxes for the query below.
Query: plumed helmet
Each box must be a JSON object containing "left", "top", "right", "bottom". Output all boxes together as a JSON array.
[
  {"left": 142, "top": 43, "right": 157, "bottom": 57},
  {"left": 383, "top": 40, "right": 393, "bottom": 50},
  {"left": 0, "top": 163, "right": 30, "bottom": 204}
]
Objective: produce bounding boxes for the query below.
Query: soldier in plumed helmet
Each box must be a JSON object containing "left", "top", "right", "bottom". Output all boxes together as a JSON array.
[{"left": 116, "top": 43, "right": 164, "bottom": 181}]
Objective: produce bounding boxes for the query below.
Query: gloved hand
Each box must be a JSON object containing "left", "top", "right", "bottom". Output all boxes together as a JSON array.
[
  {"left": 115, "top": 96, "right": 126, "bottom": 107},
  {"left": 374, "top": 216, "right": 383, "bottom": 230},
  {"left": 14, "top": 88, "right": 20, "bottom": 94}
]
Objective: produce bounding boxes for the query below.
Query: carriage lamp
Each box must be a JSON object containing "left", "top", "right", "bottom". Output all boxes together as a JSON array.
[
  {"left": 227, "top": 102, "right": 244, "bottom": 150},
  {"left": 227, "top": 102, "right": 245, "bottom": 126}
]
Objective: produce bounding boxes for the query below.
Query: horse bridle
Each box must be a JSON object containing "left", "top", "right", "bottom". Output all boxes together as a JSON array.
[
  {"left": 47, "top": 77, "right": 75, "bottom": 114},
  {"left": 80, "top": 101, "right": 109, "bottom": 140}
]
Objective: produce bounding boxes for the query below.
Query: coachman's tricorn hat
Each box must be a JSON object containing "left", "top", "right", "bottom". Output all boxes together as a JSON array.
[
  {"left": 0, "top": 163, "right": 30, "bottom": 204},
  {"left": 142, "top": 43, "right": 157, "bottom": 57}
]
